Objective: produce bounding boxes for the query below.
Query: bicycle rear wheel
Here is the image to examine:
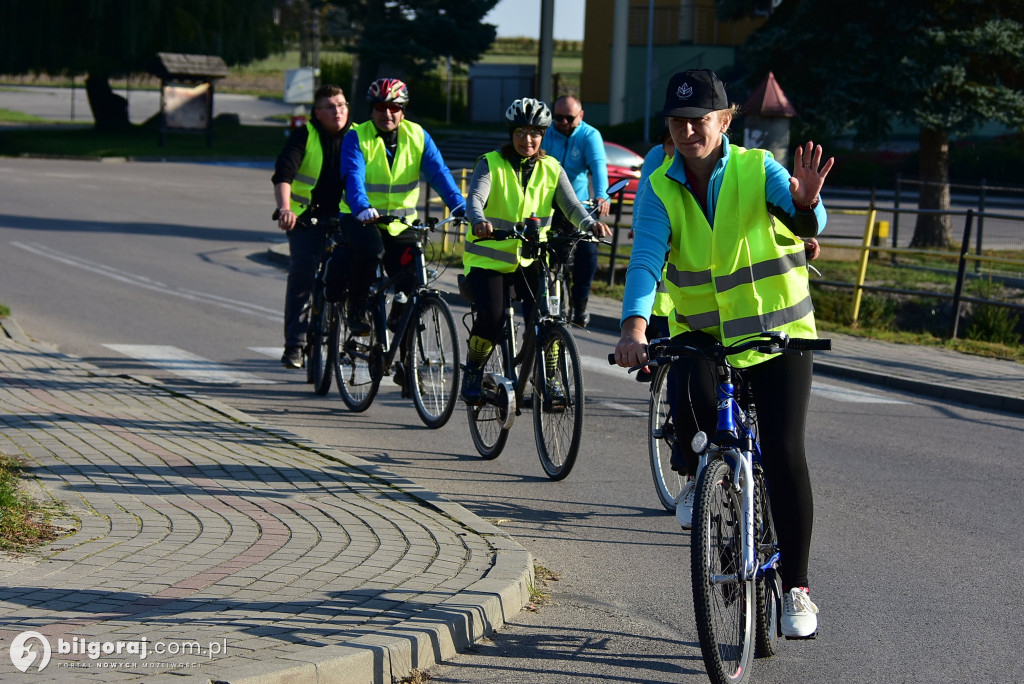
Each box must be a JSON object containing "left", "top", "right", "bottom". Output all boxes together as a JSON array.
[
  {"left": 691, "top": 457, "right": 754, "bottom": 684},
  {"left": 649, "top": 363, "right": 684, "bottom": 510},
  {"left": 753, "top": 462, "right": 781, "bottom": 658},
  {"left": 335, "top": 308, "right": 381, "bottom": 412},
  {"left": 467, "top": 341, "right": 511, "bottom": 459},
  {"left": 533, "top": 323, "right": 584, "bottom": 480},
  {"left": 408, "top": 296, "right": 460, "bottom": 429},
  {"left": 310, "top": 300, "right": 336, "bottom": 396}
]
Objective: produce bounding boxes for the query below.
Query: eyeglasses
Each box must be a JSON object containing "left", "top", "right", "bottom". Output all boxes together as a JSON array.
[
  {"left": 373, "top": 102, "right": 404, "bottom": 113},
  {"left": 513, "top": 128, "right": 544, "bottom": 139},
  {"left": 553, "top": 113, "right": 578, "bottom": 123}
]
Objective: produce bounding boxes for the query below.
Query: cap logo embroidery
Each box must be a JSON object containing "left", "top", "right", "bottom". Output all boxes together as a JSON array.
[{"left": 677, "top": 83, "right": 693, "bottom": 100}]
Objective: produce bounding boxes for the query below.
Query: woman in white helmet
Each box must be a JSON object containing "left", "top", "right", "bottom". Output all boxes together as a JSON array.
[{"left": 460, "top": 97, "right": 612, "bottom": 405}]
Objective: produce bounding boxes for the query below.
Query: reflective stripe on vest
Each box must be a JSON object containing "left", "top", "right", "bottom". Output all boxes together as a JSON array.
[
  {"left": 462, "top": 151, "right": 561, "bottom": 274},
  {"left": 290, "top": 123, "right": 350, "bottom": 215},
  {"left": 355, "top": 119, "right": 425, "bottom": 235},
  {"left": 651, "top": 145, "right": 816, "bottom": 368}
]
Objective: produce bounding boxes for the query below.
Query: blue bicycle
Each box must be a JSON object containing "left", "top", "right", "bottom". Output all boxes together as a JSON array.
[{"left": 618, "top": 330, "right": 830, "bottom": 684}]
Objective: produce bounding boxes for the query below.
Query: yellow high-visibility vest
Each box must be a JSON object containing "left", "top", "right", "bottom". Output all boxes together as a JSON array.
[
  {"left": 289, "top": 122, "right": 351, "bottom": 215},
  {"left": 463, "top": 151, "right": 560, "bottom": 274},
  {"left": 355, "top": 119, "right": 425, "bottom": 235},
  {"left": 650, "top": 145, "right": 816, "bottom": 367}
]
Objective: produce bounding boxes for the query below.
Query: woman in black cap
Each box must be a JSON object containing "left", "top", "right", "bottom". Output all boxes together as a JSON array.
[{"left": 613, "top": 68, "right": 833, "bottom": 639}]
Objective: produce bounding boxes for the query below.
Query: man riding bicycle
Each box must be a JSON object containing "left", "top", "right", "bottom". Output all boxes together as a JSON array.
[
  {"left": 460, "top": 97, "right": 611, "bottom": 405},
  {"left": 271, "top": 83, "right": 352, "bottom": 369},
  {"left": 325, "top": 78, "right": 465, "bottom": 338}
]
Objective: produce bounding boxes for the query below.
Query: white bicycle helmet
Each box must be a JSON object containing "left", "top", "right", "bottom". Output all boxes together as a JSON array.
[{"left": 504, "top": 98, "right": 552, "bottom": 130}]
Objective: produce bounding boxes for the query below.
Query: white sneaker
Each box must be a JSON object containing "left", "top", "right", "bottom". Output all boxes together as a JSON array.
[
  {"left": 781, "top": 587, "right": 819, "bottom": 638},
  {"left": 674, "top": 477, "right": 696, "bottom": 529}
]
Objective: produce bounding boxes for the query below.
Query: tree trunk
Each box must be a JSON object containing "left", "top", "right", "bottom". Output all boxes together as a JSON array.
[
  {"left": 85, "top": 73, "right": 130, "bottom": 131},
  {"left": 909, "top": 126, "right": 953, "bottom": 248}
]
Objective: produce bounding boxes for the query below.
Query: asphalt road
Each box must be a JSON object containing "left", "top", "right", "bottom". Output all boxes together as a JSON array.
[{"left": 1, "top": 158, "right": 1022, "bottom": 683}]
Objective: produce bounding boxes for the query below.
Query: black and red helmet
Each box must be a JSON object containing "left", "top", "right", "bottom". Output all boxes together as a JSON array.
[{"left": 367, "top": 78, "right": 409, "bottom": 106}]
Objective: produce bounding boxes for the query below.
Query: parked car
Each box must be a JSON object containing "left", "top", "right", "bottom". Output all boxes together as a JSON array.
[{"left": 603, "top": 141, "right": 645, "bottom": 201}]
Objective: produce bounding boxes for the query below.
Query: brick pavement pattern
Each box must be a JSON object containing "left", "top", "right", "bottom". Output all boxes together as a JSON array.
[{"left": 0, "top": 334, "right": 533, "bottom": 683}]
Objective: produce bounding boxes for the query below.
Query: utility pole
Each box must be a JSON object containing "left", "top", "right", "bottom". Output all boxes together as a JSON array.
[{"left": 538, "top": 0, "right": 555, "bottom": 101}]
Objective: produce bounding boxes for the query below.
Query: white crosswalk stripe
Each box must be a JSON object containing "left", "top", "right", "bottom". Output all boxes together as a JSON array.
[
  {"left": 582, "top": 354, "right": 906, "bottom": 405},
  {"left": 104, "top": 345, "right": 278, "bottom": 385}
]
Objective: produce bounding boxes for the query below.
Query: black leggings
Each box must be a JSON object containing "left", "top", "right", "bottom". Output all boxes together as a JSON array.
[
  {"left": 671, "top": 332, "right": 815, "bottom": 590},
  {"left": 464, "top": 263, "right": 541, "bottom": 343}
]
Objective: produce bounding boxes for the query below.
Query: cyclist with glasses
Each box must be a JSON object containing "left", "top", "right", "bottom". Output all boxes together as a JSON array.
[
  {"left": 326, "top": 78, "right": 465, "bottom": 336},
  {"left": 542, "top": 95, "right": 610, "bottom": 327},
  {"left": 460, "top": 97, "right": 611, "bottom": 405},
  {"left": 272, "top": 84, "right": 352, "bottom": 369},
  {"left": 613, "top": 69, "right": 833, "bottom": 639}
]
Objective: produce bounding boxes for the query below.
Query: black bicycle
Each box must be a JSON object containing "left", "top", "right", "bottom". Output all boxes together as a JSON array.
[
  {"left": 270, "top": 210, "right": 340, "bottom": 396},
  {"left": 459, "top": 220, "right": 591, "bottom": 480},
  {"left": 333, "top": 215, "right": 461, "bottom": 429}
]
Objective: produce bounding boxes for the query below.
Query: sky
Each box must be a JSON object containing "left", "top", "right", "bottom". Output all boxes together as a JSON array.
[{"left": 483, "top": 0, "right": 587, "bottom": 41}]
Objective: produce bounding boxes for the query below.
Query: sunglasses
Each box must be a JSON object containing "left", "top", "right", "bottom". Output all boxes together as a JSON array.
[
  {"left": 373, "top": 102, "right": 403, "bottom": 113},
  {"left": 553, "top": 113, "right": 578, "bottom": 123}
]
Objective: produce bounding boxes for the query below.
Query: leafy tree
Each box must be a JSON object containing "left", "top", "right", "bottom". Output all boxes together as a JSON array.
[
  {"left": 0, "top": 0, "right": 281, "bottom": 129},
  {"left": 737, "top": 0, "right": 1024, "bottom": 246},
  {"left": 325, "top": 0, "right": 498, "bottom": 119}
]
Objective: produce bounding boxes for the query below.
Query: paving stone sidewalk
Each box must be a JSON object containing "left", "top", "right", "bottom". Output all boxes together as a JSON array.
[{"left": 0, "top": 327, "right": 533, "bottom": 683}]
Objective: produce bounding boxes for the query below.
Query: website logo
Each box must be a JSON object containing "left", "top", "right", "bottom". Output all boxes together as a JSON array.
[{"left": 10, "top": 631, "right": 52, "bottom": 672}]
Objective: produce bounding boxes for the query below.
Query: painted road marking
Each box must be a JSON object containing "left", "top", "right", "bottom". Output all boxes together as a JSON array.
[{"left": 104, "top": 345, "right": 277, "bottom": 385}]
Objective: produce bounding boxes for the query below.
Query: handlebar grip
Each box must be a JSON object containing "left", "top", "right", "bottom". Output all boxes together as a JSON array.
[
  {"left": 788, "top": 337, "right": 832, "bottom": 351},
  {"left": 607, "top": 353, "right": 616, "bottom": 365},
  {"left": 491, "top": 229, "right": 516, "bottom": 240}
]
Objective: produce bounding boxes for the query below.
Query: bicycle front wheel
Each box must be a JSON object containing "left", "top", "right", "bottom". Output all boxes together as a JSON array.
[
  {"left": 335, "top": 309, "right": 381, "bottom": 412},
  {"left": 310, "top": 300, "right": 336, "bottom": 396},
  {"left": 408, "top": 296, "right": 460, "bottom": 429},
  {"left": 533, "top": 323, "right": 584, "bottom": 480},
  {"left": 467, "top": 340, "right": 511, "bottom": 459},
  {"left": 691, "top": 457, "right": 754, "bottom": 684},
  {"left": 649, "top": 363, "right": 684, "bottom": 511},
  {"left": 753, "top": 462, "right": 781, "bottom": 659}
]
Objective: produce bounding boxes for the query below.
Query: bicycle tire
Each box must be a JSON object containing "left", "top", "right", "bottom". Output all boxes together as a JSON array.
[
  {"left": 533, "top": 322, "right": 584, "bottom": 480},
  {"left": 467, "top": 340, "right": 511, "bottom": 459},
  {"left": 691, "top": 457, "right": 755, "bottom": 684},
  {"left": 310, "top": 300, "right": 335, "bottom": 396},
  {"left": 408, "top": 296, "right": 461, "bottom": 429},
  {"left": 753, "top": 462, "right": 781, "bottom": 658},
  {"left": 335, "top": 308, "right": 381, "bottom": 412},
  {"left": 649, "top": 363, "right": 684, "bottom": 511}
]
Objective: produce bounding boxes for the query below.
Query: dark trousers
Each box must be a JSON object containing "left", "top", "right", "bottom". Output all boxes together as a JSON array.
[
  {"left": 283, "top": 218, "right": 326, "bottom": 349},
  {"left": 671, "top": 331, "right": 815, "bottom": 589},
  {"left": 324, "top": 214, "right": 420, "bottom": 310},
  {"left": 552, "top": 207, "right": 598, "bottom": 302},
  {"left": 464, "top": 263, "right": 541, "bottom": 343}
]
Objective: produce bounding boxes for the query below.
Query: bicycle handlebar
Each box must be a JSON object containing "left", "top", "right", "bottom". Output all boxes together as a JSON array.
[{"left": 606, "top": 331, "right": 832, "bottom": 372}]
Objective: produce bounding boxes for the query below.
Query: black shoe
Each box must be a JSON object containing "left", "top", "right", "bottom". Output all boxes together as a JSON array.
[
  {"left": 461, "top": 363, "right": 485, "bottom": 405},
  {"left": 392, "top": 361, "right": 405, "bottom": 388},
  {"left": 281, "top": 346, "right": 304, "bottom": 369},
  {"left": 543, "top": 378, "right": 567, "bottom": 411},
  {"left": 346, "top": 305, "right": 372, "bottom": 336},
  {"left": 571, "top": 310, "right": 590, "bottom": 327}
]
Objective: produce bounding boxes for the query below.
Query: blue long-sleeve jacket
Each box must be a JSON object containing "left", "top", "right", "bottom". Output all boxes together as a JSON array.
[
  {"left": 621, "top": 135, "right": 828, "bottom": 324},
  {"left": 340, "top": 124, "right": 465, "bottom": 215},
  {"left": 543, "top": 120, "right": 609, "bottom": 202}
]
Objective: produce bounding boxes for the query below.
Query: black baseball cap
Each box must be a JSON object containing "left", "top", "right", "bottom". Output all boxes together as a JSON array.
[{"left": 658, "top": 69, "right": 729, "bottom": 118}]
